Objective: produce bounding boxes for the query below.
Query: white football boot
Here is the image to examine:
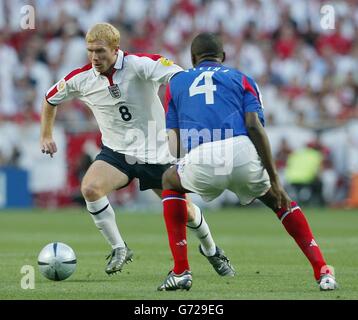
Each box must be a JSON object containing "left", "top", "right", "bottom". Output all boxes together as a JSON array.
[{"left": 319, "top": 265, "right": 338, "bottom": 291}]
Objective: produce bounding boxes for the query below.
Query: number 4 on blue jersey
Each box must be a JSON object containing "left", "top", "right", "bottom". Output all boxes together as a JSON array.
[{"left": 165, "top": 61, "right": 265, "bottom": 152}]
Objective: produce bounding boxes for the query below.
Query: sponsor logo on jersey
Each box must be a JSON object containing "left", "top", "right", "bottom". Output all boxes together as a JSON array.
[
  {"left": 108, "top": 84, "right": 121, "bottom": 98},
  {"left": 57, "top": 79, "right": 66, "bottom": 91},
  {"left": 160, "top": 57, "right": 174, "bottom": 67}
]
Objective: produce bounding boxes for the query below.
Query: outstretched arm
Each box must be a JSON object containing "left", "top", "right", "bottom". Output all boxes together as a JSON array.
[{"left": 40, "top": 99, "right": 58, "bottom": 157}]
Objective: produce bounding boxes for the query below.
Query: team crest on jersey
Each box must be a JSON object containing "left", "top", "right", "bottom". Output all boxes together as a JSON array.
[
  {"left": 108, "top": 84, "right": 121, "bottom": 98},
  {"left": 159, "top": 57, "right": 173, "bottom": 67},
  {"left": 57, "top": 79, "right": 66, "bottom": 91}
]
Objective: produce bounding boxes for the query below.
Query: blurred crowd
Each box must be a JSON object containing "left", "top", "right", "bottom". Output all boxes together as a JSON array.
[
  {"left": 0, "top": 0, "right": 358, "bottom": 207},
  {"left": 1, "top": 0, "right": 358, "bottom": 124}
]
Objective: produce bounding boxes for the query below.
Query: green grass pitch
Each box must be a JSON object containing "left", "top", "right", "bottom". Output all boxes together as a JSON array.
[{"left": 0, "top": 206, "right": 357, "bottom": 300}]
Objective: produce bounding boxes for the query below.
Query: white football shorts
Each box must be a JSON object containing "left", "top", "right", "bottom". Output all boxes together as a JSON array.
[{"left": 177, "top": 135, "right": 271, "bottom": 204}]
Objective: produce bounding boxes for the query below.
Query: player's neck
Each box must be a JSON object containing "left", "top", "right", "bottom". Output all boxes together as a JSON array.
[
  {"left": 102, "top": 66, "right": 115, "bottom": 76},
  {"left": 195, "top": 58, "right": 222, "bottom": 67},
  {"left": 101, "top": 56, "right": 118, "bottom": 76}
]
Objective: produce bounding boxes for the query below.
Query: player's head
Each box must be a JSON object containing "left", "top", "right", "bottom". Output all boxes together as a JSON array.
[
  {"left": 191, "top": 32, "right": 225, "bottom": 67},
  {"left": 86, "top": 23, "right": 120, "bottom": 74}
]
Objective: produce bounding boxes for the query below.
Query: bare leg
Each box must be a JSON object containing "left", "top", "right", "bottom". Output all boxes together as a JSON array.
[{"left": 81, "top": 160, "right": 130, "bottom": 249}]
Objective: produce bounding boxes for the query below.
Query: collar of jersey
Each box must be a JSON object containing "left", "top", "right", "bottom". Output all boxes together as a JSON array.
[
  {"left": 92, "top": 49, "right": 124, "bottom": 76},
  {"left": 197, "top": 60, "right": 222, "bottom": 67}
]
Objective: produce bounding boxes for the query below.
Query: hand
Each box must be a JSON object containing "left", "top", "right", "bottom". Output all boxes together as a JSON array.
[
  {"left": 40, "top": 137, "right": 57, "bottom": 158},
  {"left": 270, "top": 180, "right": 292, "bottom": 212}
]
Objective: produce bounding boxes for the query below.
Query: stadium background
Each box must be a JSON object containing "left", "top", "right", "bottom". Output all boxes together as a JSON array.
[{"left": 0, "top": 0, "right": 357, "bottom": 209}]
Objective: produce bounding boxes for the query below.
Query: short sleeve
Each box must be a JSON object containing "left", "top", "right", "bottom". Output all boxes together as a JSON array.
[
  {"left": 242, "top": 75, "right": 264, "bottom": 114},
  {"left": 165, "top": 84, "right": 179, "bottom": 129},
  {"left": 45, "top": 64, "right": 91, "bottom": 105},
  {"left": 133, "top": 54, "right": 183, "bottom": 84},
  {"left": 45, "top": 78, "right": 78, "bottom": 106}
]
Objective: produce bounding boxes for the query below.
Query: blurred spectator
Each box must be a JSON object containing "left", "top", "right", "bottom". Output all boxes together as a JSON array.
[
  {"left": 0, "top": 115, "right": 21, "bottom": 166},
  {"left": 46, "top": 19, "right": 87, "bottom": 80},
  {"left": 284, "top": 136, "right": 341, "bottom": 206},
  {"left": 0, "top": 30, "right": 18, "bottom": 115},
  {"left": 285, "top": 141, "right": 325, "bottom": 206},
  {"left": 275, "top": 138, "right": 292, "bottom": 171}
]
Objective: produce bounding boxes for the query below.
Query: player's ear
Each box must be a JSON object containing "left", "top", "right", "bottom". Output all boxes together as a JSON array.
[
  {"left": 221, "top": 51, "right": 226, "bottom": 63},
  {"left": 191, "top": 54, "right": 196, "bottom": 67}
]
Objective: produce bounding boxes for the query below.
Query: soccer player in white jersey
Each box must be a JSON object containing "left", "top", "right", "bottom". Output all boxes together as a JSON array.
[{"left": 40, "top": 23, "right": 235, "bottom": 276}]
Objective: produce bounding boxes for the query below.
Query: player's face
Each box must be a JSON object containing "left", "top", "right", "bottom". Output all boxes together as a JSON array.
[{"left": 86, "top": 40, "right": 118, "bottom": 74}]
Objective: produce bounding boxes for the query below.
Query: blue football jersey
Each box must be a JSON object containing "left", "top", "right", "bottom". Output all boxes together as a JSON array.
[{"left": 166, "top": 61, "right": 265, "bottom": 151}]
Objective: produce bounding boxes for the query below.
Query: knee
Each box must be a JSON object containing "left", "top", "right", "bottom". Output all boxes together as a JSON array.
[
  {"left": 162, "top": 168, "right": 175, "bottom": 190},
  {"left": 81, "top": 181, "right": 103, "bottom": 201},
  {"left": 186, "top": 202, "right": 195, "bottom": 222}
]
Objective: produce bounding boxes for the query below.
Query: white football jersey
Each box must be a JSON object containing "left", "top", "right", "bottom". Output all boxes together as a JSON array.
[{"left": 46, "top": 50, "right": 183, "bottom": 164}]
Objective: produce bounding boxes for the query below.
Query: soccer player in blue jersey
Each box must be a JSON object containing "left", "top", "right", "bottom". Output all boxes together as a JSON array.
[{"left": 157, "top": 32, "right": 337, "bottom": 291}]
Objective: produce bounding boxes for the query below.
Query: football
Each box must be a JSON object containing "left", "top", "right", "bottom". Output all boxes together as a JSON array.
[{"left": 37, "top": 242, "right": 77, "bottom": 281}]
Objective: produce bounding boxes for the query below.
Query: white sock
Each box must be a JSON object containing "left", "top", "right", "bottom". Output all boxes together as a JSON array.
[
  {"left": 86, "top": 196, "right": 125, "bottom": 249},
  {"left": 187, "top": 203, "right": 216, "bottom": 256}
]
